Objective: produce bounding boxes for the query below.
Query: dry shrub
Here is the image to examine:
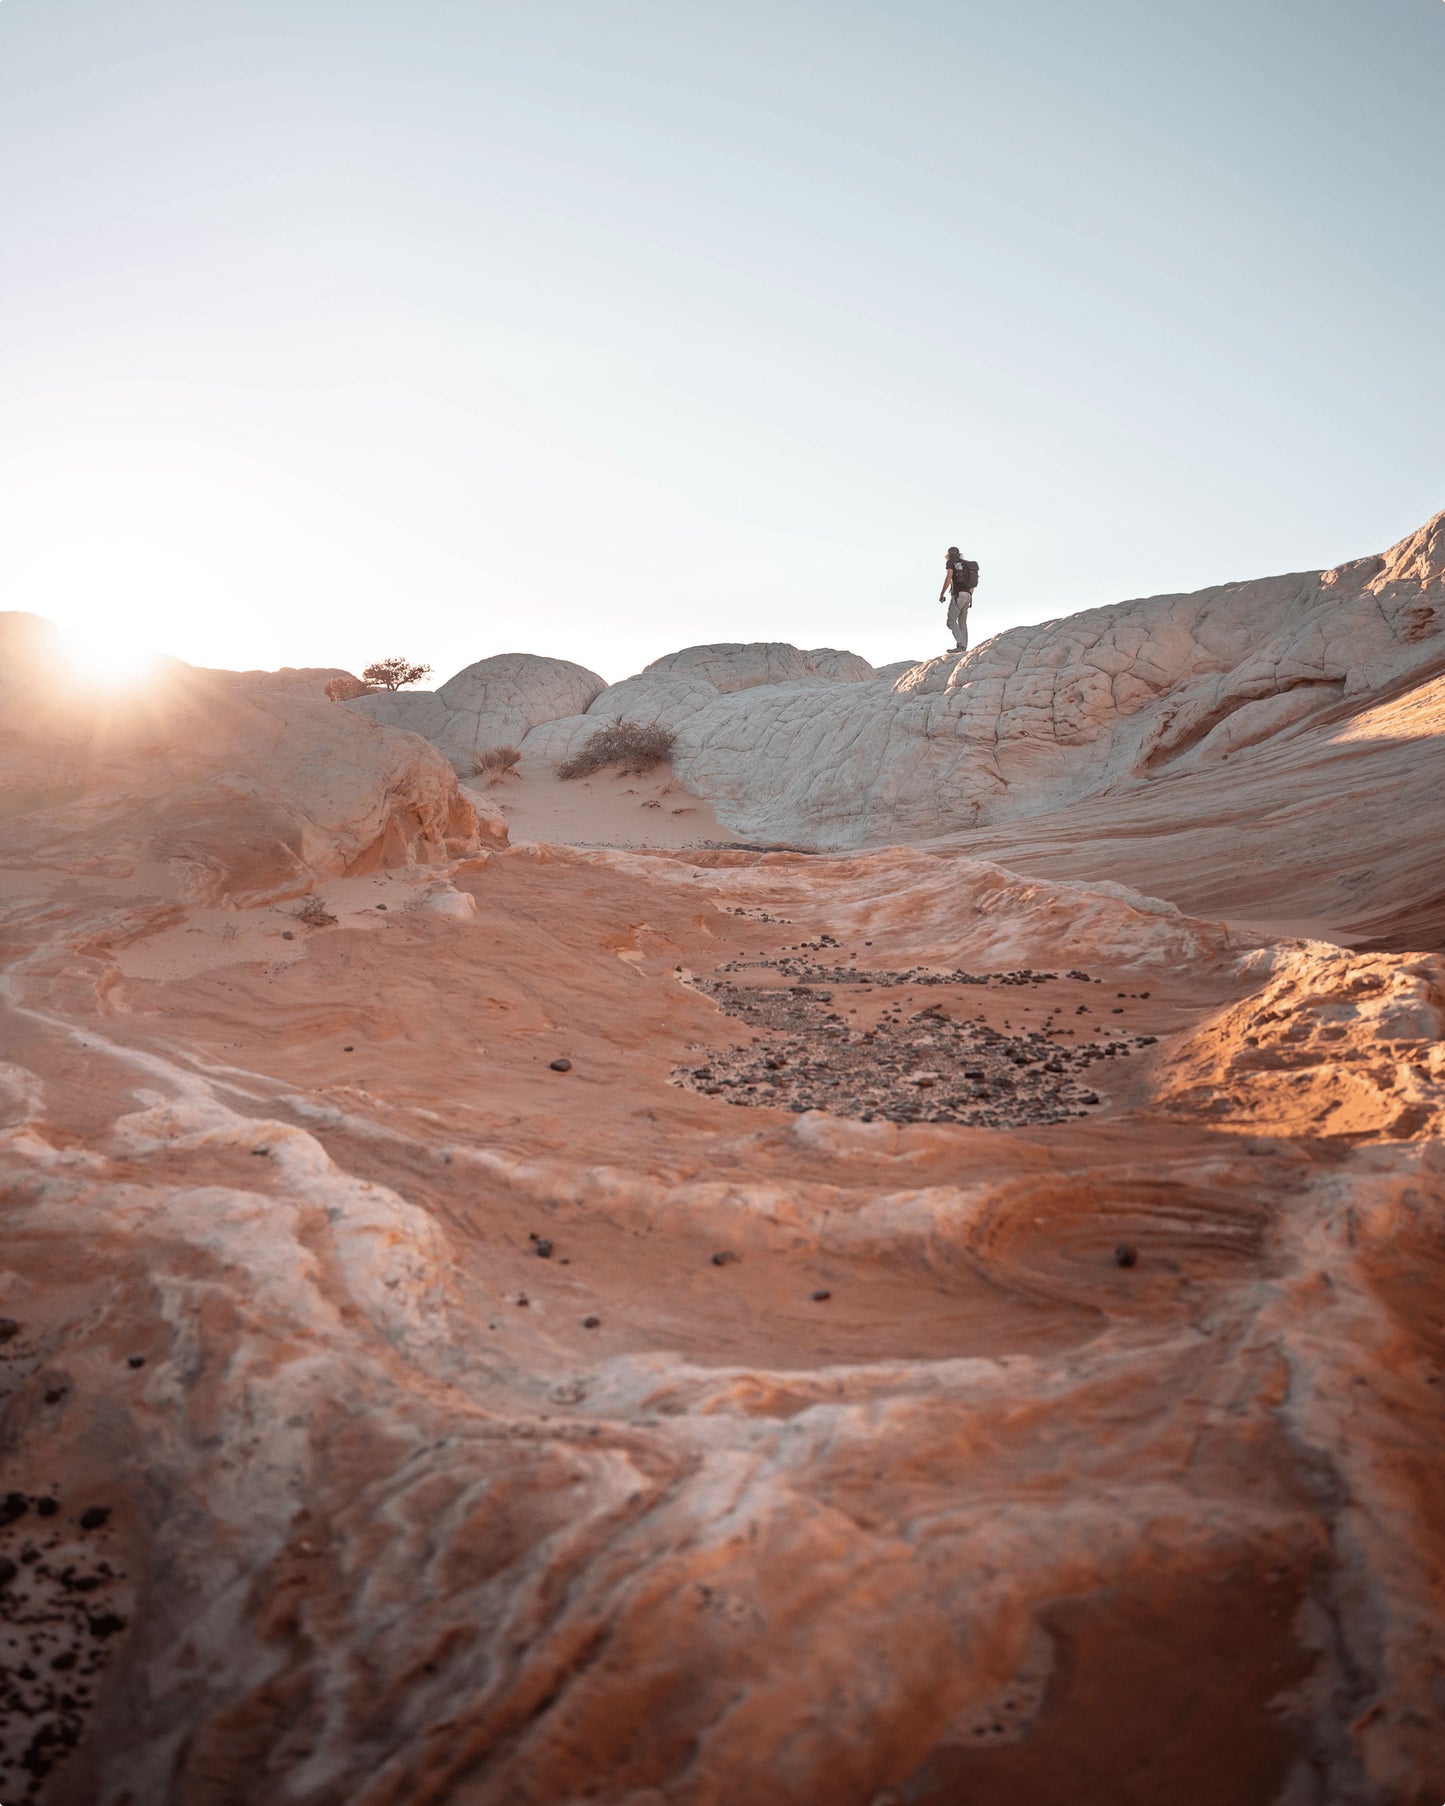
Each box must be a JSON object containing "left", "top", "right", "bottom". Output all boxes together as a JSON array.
[
  {"left": 557, "top": 720, "right": 676, "bottom": 780},
  {"left": 467, "top": 744, "right": 522, "bottom": 782},
  {"left": 293, "top": 896, "right": 339, "bottom": 928},
  {"left": 323, "top": 674, "right": 375, "bottom": 702}
]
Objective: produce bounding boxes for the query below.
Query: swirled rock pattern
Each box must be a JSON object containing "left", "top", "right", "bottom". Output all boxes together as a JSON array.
[
  {"left": 2, "top": 513, "right": 1444, "bottom": 1806},
  {"left": 0, "top": 831, "right": 1441, "bottom": 1805}
]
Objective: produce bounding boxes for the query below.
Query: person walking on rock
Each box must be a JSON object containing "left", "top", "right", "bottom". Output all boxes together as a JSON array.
[{"left": 940, "top": 546, "right": 979, "bottom": 652}]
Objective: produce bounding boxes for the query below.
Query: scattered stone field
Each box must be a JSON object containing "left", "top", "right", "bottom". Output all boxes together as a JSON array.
[{"left": 675, "top": 961, "right": 1157, "bottom": 1127}]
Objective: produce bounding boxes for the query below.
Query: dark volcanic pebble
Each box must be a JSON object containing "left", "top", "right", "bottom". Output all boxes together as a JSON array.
[
  {"left": 126, "top": 1356, "right": 146, "bottom": 1369},
  {"left": 533, "top": 1238, "right": 554, "bottom": 1258},
  {"left": 36, "top": 1497, "right": 58, "bottom": 1517},
  {"left": 0, "top": 1556, "right": 16, "bottom": 1587},
  {"left": 281, "top": 929, "right": 295, "bottom": 940},
  {"left": 711, "top": 1251, "right": 739, "bottom": 1266},
  {"left": 810, "top": 1289, "right": 832, "bottom": 1302},
  {"left": 581, "top": 1315, "right": 601, "bottom": 1329},
  {"left": 1115, "top": 1244, "right": 1138, "bottom": 1269},
  {"left": 549, "top": 1058, "right": 573, "bottom": 1072},
  {"left": 79, "top": 1508, "right": 111, "bottom": 1532},
  {"left": 0, "top": 1316, "right": 20, "bottom": 1341}
]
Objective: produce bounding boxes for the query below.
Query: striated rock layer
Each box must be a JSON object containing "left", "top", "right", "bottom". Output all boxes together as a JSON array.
[{"left": 2, "top": 514, "right": 1444, "bottom": 1806}]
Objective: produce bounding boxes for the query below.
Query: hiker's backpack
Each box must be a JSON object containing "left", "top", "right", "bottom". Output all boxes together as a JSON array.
[{"left": 951, "top": 557, "right": 979, "bottom": 594}]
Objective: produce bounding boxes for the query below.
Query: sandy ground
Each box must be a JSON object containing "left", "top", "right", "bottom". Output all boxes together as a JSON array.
[{"left": 472, "top": 760, "right": 733, "bottom": 850}]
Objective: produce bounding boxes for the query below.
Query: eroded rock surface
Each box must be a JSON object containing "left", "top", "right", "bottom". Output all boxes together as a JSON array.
[
  {"left": 516, "top": 512, "right": 1445, "bottom": 864},
  {"left": 661, "top": 510, "right": 1445, "bottom": 847},
  {"left": 2, "top": 519, "right": 1444, "bottom": 1806}
]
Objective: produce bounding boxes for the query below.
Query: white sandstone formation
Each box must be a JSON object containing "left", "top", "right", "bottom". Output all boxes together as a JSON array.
[
  {"left": 520, "top": 641, "right": 880, "bottom": 767},
  {"left": 348, "top": 652, "right": 605, "bottom": 773},
  {"left": 524, "top": 510, "right": 1445, "bottom": 848}
]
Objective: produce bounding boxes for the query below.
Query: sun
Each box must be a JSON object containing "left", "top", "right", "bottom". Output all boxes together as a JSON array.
[{"left": 55, "top": 623, "right": 166, "bottom": 687}]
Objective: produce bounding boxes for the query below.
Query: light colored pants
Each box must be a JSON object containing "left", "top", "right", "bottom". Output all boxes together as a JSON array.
[{"left": 946, "top": 592, "right": 971, "bottom": 651}]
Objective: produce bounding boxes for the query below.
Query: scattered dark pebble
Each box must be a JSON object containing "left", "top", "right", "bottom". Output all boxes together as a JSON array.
[
  {"left": 251, "top": 1147, "right": 269, "bottom": 1157},
  {"left": 79, "top": 1508, "right": 111, "bottom": 1532},
  {"left": 0, "top": 1316, "right": 20, "bottom": 1342},
  {"left": 549, "top": 1058, "right": 573, "bottom": 1072},
  {"left": 44, "top": 1388, "right": 66, "bottom": 1405},
  {"left": 1114, "top": 1244, "right": 1138, "bottom": 1269},
  {"left": 126, "top": 1356, "right": 146, "bottom": 1370},
  {"left": 2, "top": 1491, "right": 29, "bottom": 1524},
  {"left": 343, "top": 1046, "right": 354, "bottom": 1052},
  {"left": 581, "top": 1315, "right": 601, "bottom": 1329},
  {"left": 810, "top": 1289, "right": 832, "bottom": 1302},
  {"left": 281, "top": 930, "right": 295, "bottom": 940},
  {"left": 533, "top": 1238, "right": 554, "bottom": 1259},
  {"left": 51, "top": 1651, "right": 76, "bottom": 1671},
  {"left": 711, "top": 1251, "right": 740, "bottom": 1266},
  {"left": 86, "top": 1612, "right": 127, "bottom": 1639},
  {"left": 375, "top": 903, "right": 388, "bottom": 910},
  {"left": 0, "top": 1556, "right": 16, "bottom": 1587},
  {"left": 36, "top": 1497, "right": 58, "bottom": 1517},
  {"left": 676, "top": 963, "right": 1137, "bottom": 1129}
]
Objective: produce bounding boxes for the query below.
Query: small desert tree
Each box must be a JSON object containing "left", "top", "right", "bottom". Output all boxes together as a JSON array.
[
  {"left": 323, "top": 674, "right": 375, "bottom": 702},
  {"left": 362, "top": 657, "right": 432, "bottom": 692}
]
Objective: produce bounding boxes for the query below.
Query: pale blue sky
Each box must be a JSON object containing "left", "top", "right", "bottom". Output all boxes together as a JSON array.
[{"left": 1, "top": 0, "right": 1441, "bottom": 683}]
